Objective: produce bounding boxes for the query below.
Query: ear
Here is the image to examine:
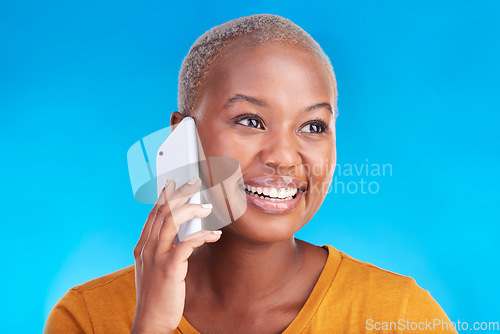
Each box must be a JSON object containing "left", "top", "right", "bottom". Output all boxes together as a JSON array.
[{"left": 170, "top": 111, "right": 186, "bottom": 129}]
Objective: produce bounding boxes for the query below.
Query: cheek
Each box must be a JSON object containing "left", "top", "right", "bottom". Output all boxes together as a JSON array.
[
  {"left": 198, "top": 127, "right": 257, "bottom": 166},
  {"left": 303, "top": 142, "right": 335, "bottom": 197},
  {"left": 197, "top": 124, "right": 227, "bottom": 156}
]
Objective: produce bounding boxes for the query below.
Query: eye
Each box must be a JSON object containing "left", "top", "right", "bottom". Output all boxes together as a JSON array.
[
  {"left": 235, "top": 114, "right": 265, "bottom": 129},
  {"left": 299, "top": 118, "right": 329, "bottom": 134}
]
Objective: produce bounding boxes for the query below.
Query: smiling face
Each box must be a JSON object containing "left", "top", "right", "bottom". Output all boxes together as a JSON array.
[{"left": 175, "top": 40, "right": 337, "bottom": 244}]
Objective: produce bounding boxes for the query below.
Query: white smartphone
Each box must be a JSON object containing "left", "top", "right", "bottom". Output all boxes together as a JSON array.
[
  {"left": 156, "top": 117, "right": 201, "bottom": 244},
  {"left": 127, "top": 116, "right": 245, "bottom": 241}
]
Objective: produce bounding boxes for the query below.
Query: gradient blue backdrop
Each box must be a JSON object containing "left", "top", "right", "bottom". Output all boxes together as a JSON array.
[{"left": 1, "top": 1, "right": 499, "bottom": 332}]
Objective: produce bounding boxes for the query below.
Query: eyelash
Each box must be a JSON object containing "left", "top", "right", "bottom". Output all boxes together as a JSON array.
[{"left": 234, "top": 114, "right": 329, "bottom": 134}]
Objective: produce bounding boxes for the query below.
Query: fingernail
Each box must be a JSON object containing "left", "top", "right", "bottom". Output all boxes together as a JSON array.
[
  {"left": 212, "top": 230, "right": 222, "bottom": 235},
  {"left": 188, "top": 176, "right": 200, "bottom": 185},
  {"left": 201, "top": 203, "right": 213, "bottom": 209}
]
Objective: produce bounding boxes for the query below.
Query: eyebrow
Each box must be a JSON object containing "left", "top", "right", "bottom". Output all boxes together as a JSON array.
[
  {"left": 305, "top": 102, "right": 333, "bottom": 114},
  {"left": 223, "top": 94, "right": 268, "bottom": 109},
  {"left": 223, "top": 93, "right": 333, "bottom": 114}
]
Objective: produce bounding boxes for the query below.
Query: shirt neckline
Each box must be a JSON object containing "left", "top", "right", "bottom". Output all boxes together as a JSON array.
[{"left": 178, "top": 244, "right": 342, "bottom": 334}]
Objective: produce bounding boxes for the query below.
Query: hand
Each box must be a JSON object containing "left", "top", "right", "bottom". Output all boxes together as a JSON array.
[{"left": 131, "top": 177, "right": 221, "bottom": 334}]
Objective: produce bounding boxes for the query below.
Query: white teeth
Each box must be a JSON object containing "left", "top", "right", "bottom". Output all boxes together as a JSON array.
[
  {"left": 243, "top": 184, "right": 299, "bottom": 201},
  {"left": 248, "top": 192, "right": 287, "bottom": 202}
]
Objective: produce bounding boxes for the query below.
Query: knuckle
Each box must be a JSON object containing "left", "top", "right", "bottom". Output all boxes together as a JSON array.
[
  {"left": 161, "top": 214, "right": 173, "bottom": 227},
  {"left": 147, "top": 210, "right": 156, "bottom": 220},
  {"left": 176, "top": 186, "right": 193, "bottom": 198},
  {"left": 160, "top": 188, "right": 170, "bottom": 203},
  {"left": 133, "top": 246, "right": 140, "bottom": 257},
  {"left": 151, "top": 201, "right": 162, "bottom": 211},
  {"left": 156, "top": 204, "right": 169, "bottom": 216},
  {"left": 141, "top": 245, "right": 154, "bottom": 258},
  {"left": 134, "top": 249, "right": 145, "bottom": 262}
]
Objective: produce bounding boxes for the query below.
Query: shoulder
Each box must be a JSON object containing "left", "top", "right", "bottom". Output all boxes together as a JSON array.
[
  {"left": 309, "top": 246, "right": 455, "bottom": 333},
  {"left": 68, "top": 265, "right": 136, "bottom": 318},
  {"left": 321, "top": 246, "right": 435, "bottom": 314},
  {"left": 44, "top": 266, "right": 136, "bottom": 334},
  {"left": 336, "top": 248, "right": 416, "bottom": 294},
  {"left": 335, "top": 249, "right": 450, "bottom": 313},
  {"left": 71, "top": 265, "right": 135, "bottom": 295}
]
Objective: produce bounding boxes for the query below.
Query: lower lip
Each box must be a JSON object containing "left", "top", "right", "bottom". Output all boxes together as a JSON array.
[{"left": 241, "top": 188, "right": 303, "bottom": 214}]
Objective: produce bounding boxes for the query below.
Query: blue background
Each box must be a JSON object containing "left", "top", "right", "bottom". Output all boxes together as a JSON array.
[{"left": 1, "top": 0, "right": 499, "bottom": 332}]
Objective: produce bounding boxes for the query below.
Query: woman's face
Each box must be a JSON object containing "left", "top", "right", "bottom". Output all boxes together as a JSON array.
[{"left": 176, "top": 41, "right": 336, "bottom": 243}]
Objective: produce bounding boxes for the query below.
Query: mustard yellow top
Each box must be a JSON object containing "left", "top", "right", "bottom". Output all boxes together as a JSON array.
[{"left": 44, "top": 245, "right": 457, "bottom": 333}]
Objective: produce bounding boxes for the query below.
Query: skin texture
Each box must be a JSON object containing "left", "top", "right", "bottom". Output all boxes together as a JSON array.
[
  {"left": 131, "top": 179, "right": 222, "bottom": 334},
  {"left": 191, "top": 40, "right": 336, "bottom": 244},
  {"left": 132, "top": 40, "right": 337, "bottom": 334},
  {"left": 182, "top": 41, "right": 336, "bottom": 332}
]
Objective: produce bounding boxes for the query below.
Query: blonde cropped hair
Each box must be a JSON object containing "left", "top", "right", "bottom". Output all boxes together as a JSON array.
[{"left": 178, "top": 13, "right": 338, "bottom": 117}]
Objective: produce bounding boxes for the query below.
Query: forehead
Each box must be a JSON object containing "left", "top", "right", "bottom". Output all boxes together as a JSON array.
[{"left": 200, "top": 40, "right": 336, "bottom": 106}]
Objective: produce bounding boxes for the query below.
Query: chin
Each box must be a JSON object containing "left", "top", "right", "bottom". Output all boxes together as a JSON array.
[{"left": 223, "top": 211, "right": 304, "bottom": 244}]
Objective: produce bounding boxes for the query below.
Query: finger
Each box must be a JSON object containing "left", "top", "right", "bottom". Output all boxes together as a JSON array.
[
  {"left": 156, "top": 203, "right": 213, "bottom": 255},
  {"left": 134, "top": 181, "right": 168, "bottom": 258},
  {"left": 163, "top": 179, "right": 176, "bottom": 200},
  {"left": 170, "top": 230, "right": 222, "bottom": 263},
  {"left": 145, "top": 180, "right": 175, "bottom": 242},
  {"left": 135, "top": 180, "right": 175, "bottom": 258},
  {"left": 166, "top": 176, "right": 202, "bottom": 211},
  {"left": 181, "top": 228, "right": 219, "bottom": 242}
]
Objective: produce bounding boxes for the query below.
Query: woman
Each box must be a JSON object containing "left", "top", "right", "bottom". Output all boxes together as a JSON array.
[{"left": 45, "top": 14, "right": 457, "bottom": 334}]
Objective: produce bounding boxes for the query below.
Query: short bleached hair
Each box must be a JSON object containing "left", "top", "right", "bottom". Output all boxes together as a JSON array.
[{"left": 178, "top": 13, "right": 338, "bottom": 117}]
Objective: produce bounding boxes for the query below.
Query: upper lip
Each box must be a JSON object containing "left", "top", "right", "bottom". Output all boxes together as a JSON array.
[{"left": 242, "top": 176, "right": 307, "bottom": 191}]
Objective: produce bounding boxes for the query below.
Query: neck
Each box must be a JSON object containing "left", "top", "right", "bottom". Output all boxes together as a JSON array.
[{"left": 187, "top": 231, "right": 305, "bottom": 309}]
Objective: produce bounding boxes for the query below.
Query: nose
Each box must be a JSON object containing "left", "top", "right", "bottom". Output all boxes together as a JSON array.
[{"left": 260, "top": 130, "right": 302, "bottom": 171}]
